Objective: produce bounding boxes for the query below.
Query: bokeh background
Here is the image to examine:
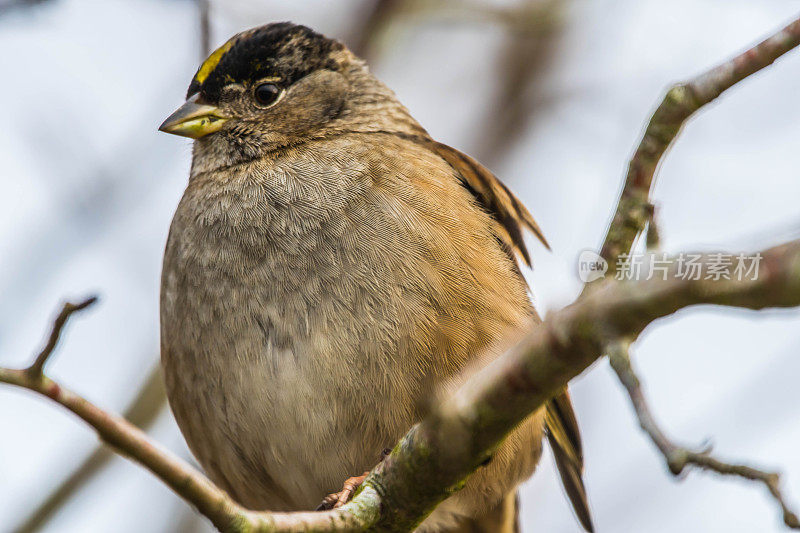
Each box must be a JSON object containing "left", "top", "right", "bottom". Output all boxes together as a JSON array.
[{"left": 1, "top": 1, "right": 800, "bottom": 531}]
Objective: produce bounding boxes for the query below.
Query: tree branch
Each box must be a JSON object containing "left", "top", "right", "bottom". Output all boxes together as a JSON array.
[
  {"left": 3, "top": 11, "right": 800, "bottom": 533},
  {"left": 600, "top": 15, "right": 800, "bottom": 270},
  {"left": 27, "top": 296, "right": 97, "bottom": 377},
  {"left": 347, "top": 0, "right": 403, "bottom": 60},
  {"left": 197, "top": 0, "right": 212, "bottom": 59},
  {"left": 608, "top": 341, "right": 800, "bottom": 529},
  {"left": 14, "top": 364, "right": 166, "bottom": 533},
  {"left": 362, "top": 242, "right": 800, "bottom": 531},
  {"left": 586, "top": 14, "right": 800, "bottom": 530}
]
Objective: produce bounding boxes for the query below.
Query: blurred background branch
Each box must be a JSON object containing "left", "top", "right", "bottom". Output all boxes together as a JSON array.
[
  {"left": 197, "top": 0, "right": 211, "bottom": 60},
  {"left": 344, "top": 0, "right": 568, "bottom": 166},
  {"left": 471, "top": 0, "right": 568, "bottom": 166},
  {"left": 0, "top": 0, "right": 51, "bottom": 17},
  {"left": 3, "top": 15, "right": 800, "bottom": 530},
  {"left": 4, "top": 3, "right": 567, "bottom": 526},
  {"left": 347, "top": 0, "right": 404, "bottom": 60}
]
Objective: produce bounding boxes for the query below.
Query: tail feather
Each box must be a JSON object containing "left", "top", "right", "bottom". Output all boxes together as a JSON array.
[{"left": 546, "top": 390, "right": 594, "bottom": 532}]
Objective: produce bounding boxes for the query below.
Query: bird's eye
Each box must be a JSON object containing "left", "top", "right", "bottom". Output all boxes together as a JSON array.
[{"left": 254, "top": 83, "right": 282, "bottom": 106}]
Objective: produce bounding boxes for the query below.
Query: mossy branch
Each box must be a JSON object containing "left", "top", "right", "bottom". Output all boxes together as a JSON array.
[{"left": 599, "top": 15, "right": 800, "bottom": 270}]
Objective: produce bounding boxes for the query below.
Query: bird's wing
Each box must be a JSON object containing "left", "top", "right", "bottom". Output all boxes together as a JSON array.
[
  {"left": 425, "top": 140, "right": 594, "bottom": 533},
  {"left": 425, "top": 140, "right": 549, "bottom": 268}
]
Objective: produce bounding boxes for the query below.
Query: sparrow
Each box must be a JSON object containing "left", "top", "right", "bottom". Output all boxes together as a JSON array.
[{"left": 159, "top": 22, "right": 592, "bottom": 532}]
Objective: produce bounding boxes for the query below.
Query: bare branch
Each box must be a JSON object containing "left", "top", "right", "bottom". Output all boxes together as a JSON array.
[
  {"left": 607, "top": 340, "right": 800, "bottom": 529},
  {"left": 0, "top": 302, "right": 369, "bottom": 531},
  {"left": 0, "top": 366, "right": 249, "bottom": 530},
  {"left": 588, "top": 16, "right": 800, "bottom": 529},
  {"left": 14, "top": 364, "right": 166, "bottom": 533},
  {"left": 600, "top": 15, "right": 800, "bottom": 271},
  {"left": 27, "top": 296, "right": 97, "bottom": 377}
]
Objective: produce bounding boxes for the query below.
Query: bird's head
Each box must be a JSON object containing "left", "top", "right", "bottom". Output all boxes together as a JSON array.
[{"left": 159, "top": 22, "right": 422, "bottom": 169}]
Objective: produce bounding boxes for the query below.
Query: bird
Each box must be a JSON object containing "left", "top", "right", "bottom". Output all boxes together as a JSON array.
[{"left": 158, "top": 22, "right": 592, "bottom": 532}]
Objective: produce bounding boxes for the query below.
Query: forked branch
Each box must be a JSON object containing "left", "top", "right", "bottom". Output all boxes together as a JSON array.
[
  {"left": 608, "top": 341, "right": 800, "bottom": 529},
  {"left": 27, "top": 296, "right": 97, "bottom": 377},
  {"left": 600, "top": 15, "right": 800, "bottom": 269},
  {"left": 3, "top": 243, "right": 800, "bottom": 531},
  {"left": 592, "top": 13, "right": 800, "bottom": 530}
]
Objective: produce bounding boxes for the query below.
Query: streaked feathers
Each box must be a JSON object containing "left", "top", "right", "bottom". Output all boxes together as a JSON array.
[
  {"left": 426, "top": 141, "right": 550, "bottom": 268},
  {"left": 546, "top": 392, "right": 594, "bottom": 532},
  {"left": 424, "top": 140, "right": 593, "bottom": 532}
]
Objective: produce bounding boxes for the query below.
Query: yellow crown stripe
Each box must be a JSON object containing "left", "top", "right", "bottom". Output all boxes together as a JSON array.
[{"left": 194, "top": 37, "right": 236, "bottom": 85}]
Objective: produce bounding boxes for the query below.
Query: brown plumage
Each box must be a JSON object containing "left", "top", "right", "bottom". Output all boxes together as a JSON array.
[
  {"left": 422, "top": 138, "right": 591, "bottom": 533},
  {"left": 159, "top": 22, "right": 591, "bottom": 532}
]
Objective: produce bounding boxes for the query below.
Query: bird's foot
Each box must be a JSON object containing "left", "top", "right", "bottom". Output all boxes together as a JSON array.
[
  {"left": 315, "top": 448, "right": 391, "bottom": 511},
  {"left": 316, "top": 471, "right": 369, "bottom": 510}
]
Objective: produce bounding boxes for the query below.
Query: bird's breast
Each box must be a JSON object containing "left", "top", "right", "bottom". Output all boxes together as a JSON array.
[
  {"left": 159, "top": 136, "right": 532, "bottom": 510},
  {"left": 160, "top": 152, "right": 445, "bottom": 509}
]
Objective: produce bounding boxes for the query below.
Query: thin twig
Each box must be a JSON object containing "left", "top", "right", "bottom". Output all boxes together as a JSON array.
[
  {"left": 0, "top": 303, "right": 372, "bottom": 531},
  {"left": 14, "top": 364, "right": 166, "bottom": 533},
  {"left": 590, "top": 15, "right": 800, "bottom": 529},
  {"left": 26, "top": 296, "right": 97, "bottom": 377},
  {"left": 600, "top": 15, "right": 800, "bottom": 271},
  {"left": 608, "top": 341, "right": 800, "bottom": 529},
  {"left": 13, "top": 2, "right": 211, "bottom": 528}
]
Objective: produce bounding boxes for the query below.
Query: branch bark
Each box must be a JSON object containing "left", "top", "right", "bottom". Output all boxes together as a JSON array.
[
  {"left": 600, "top": 15, "right": 800, "bottom": 270},
  {"left": 14, "top": 364, "right": 166, "bottom": 533},
  {"left": 27, "top": 296, "right": 97, "bottom": 377},
  {"left": 608, "top": 341, "right": 800, "bottom": 529},
  {"left": 588, "top": 14, "right": 800, "bottom": 530}
]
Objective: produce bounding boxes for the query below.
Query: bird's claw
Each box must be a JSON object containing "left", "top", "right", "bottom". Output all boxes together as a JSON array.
[{"left": 316, "top": 472, "right": 369, "bottom": 510}]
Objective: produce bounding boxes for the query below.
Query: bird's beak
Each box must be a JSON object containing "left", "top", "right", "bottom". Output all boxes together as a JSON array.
[{"left": 159, "top": 94, "right": 228, "bottom": 139}]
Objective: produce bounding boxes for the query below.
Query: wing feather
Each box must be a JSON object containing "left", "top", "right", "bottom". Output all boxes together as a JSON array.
[
  {"left": 425, "top": 141, "right": 550, "bottom": 269},
  {"left": 420, "top": 139, "right": 593, "bottom": 532}
]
